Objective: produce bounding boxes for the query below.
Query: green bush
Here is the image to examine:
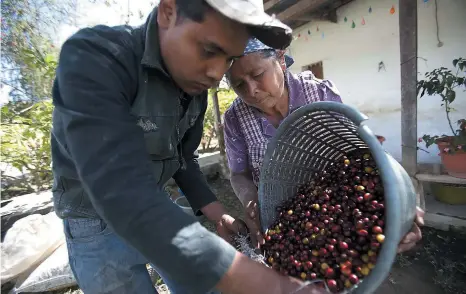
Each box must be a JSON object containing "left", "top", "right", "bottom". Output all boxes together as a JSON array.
[
  {"left": 0, "top": 90, "right": 238, "bottom": 197},
  {"left": 201, "top": 89, "right": 236, "bottom": 152},
  {"left": 1, "top": 100, "right": 54, "bottom": 197}
]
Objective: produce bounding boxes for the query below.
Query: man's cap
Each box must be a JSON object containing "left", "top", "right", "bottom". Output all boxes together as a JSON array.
[{"left": 205, "top": 0, "right": 293, "bottom": 50}]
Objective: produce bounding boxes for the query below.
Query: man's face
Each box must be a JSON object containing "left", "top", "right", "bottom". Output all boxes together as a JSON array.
[{"left": 158, "top": 0, "right": 249, "bottom": 95}]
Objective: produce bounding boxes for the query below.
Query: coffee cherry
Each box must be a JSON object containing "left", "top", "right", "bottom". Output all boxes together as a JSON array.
[
  {"left": 376, "top": 234, "right": 385, "bottom": 243},
  {"left": 262, "top": 151, "right": 384, "bottom": 286}
]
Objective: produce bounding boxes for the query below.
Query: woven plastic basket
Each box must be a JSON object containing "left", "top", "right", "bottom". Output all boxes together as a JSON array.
[{"left": 258, "top": 102, "right": 417, "bottom": 294}]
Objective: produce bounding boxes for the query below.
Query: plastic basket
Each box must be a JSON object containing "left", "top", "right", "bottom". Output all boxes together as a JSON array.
[{"left": 258, "top": 102, "right": 417, "bottom": 294}]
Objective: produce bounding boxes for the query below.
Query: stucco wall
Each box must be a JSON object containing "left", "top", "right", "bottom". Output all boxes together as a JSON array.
[{"left": 287, "top": 0, "right": 466, "bottom": 163}]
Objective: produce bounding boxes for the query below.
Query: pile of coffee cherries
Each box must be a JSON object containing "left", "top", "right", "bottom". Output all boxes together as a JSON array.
[{"left": 262, "top": 151, "right": 385, "bottom": 293}]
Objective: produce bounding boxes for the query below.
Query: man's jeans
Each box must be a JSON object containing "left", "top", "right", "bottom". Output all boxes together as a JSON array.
[{"left": 64, "top": 218, "right": 220, "bottom": 294}]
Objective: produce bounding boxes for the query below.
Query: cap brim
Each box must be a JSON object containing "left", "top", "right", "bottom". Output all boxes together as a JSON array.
[{"left": 205, "top": 0, "right": 293, "bottom": 50}]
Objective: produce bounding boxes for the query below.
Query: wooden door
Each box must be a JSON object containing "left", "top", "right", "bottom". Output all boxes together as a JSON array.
[{"left": 302, "top": 61, "right": 324, "bottom": 79}]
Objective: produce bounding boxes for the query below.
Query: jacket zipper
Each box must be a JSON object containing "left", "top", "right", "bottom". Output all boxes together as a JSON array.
[{"left": 177, "top": 92, "right": 187, "bottom": 170}]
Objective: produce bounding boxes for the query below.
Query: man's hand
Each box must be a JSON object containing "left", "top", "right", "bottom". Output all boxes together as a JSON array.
[
  {"left": 244, "top": 200, "right": 264, "bottom": 248},
  {"left": 216, "top": 214, "right": 248, "bottom": 243},
  {"left": 201, "top": 201, "right": 248, "bottom": 243},
  {"left": 397, "top": 207, "right": 425, "bottom": 253},
  {"left": 216, "top": 252, "right": 328, "bottom": 294}
]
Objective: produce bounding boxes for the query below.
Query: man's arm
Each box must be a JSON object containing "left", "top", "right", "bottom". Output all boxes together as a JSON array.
[
  {"left": 55, "top": 27, "right": 236, "bottom": 292},
  {"left": 172, "top": 95, "right": 228, "bottom": 221}
]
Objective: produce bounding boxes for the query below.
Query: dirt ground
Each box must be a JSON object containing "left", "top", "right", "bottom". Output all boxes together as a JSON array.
[{"left": 4, "top": 177, "right": 466, "bottom": 294}]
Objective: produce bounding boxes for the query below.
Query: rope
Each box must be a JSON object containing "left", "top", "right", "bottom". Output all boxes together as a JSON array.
[{"left": 434, "top": 0, "right": 443, "bottom": 47}]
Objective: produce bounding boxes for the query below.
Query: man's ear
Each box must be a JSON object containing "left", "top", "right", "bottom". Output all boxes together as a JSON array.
[{"left": 157, "top": 0, "right": 178, "bottom": 29}]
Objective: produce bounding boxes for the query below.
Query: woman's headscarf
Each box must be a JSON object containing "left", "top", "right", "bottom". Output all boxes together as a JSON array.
[{"left": 242, "top": 38, "right": 294, "bottom": 70}]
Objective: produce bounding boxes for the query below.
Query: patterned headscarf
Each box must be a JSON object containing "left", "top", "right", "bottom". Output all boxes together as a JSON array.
[{"left": 243, "top": 38, "right": 294, "bottom": 69}]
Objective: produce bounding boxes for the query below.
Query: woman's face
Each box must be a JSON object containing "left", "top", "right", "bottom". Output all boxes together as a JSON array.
[{"left": 227, "top": 52, "right": 286, "bottom": 111}]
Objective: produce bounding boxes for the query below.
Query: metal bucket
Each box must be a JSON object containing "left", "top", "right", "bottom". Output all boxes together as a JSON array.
[{"left": 174, "top": 196, "right": 195, "bottom": 217}]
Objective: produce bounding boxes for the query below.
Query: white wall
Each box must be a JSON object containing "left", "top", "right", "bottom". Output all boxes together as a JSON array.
[{"left": 287, "top": 0, "right": 466, "bottom": 164}]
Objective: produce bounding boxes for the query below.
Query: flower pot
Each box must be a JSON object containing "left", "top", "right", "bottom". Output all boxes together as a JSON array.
[
  {"left": 436, "top": 138, "right": 466, "bottom": 179},
  {"left": 431, "top": 182, "right": 466, "bottom": 205},
  {"left": 376, "top": 135, "right": 386, "bottom": 145}
]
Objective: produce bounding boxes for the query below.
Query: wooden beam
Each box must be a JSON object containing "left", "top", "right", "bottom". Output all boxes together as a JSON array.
[
  {"left": 293, "top": 9, "right": 337, "bottom": 23},
  {"left": 211, "top": 89, "right": 229, "bottom": 179},
  {"left": 265, "top": 0, "right": 281, "bottom": 11},
  {"left": 293, "top": 15, "right": 313, "bottom": 21},
  {"left": 326, "top": 9, "right": 337, "bottom": 23},
  {"left": 277, "top": 0, "right": 328, "bottom": 23},
  {"left": 399, "top": 0, "right": 418, "bottom": 176}
]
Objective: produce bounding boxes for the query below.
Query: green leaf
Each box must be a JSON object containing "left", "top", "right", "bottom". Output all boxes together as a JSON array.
[
  {"left": 453, "top": 59, "right": 459, "bottom": 67},
  {"left": 446, "top": 89, "right": 456, "bottom": 103},
  {"left": 420, "top": 88, "right": 426, "bottom": 98},
  {"left": 446, "top": 76, "right": 453, "bottom": 87}
]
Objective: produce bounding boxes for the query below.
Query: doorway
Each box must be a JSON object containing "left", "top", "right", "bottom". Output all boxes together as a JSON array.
[{"left": 302, "top": 61, "right": 324, "bottom": 79}]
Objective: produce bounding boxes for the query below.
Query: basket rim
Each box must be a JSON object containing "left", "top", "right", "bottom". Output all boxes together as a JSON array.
[{"left": 257, "top": 101, "right": 412, "bottom": 294}]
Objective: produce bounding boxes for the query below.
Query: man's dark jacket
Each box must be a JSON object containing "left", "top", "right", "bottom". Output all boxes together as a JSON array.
[{"left": 51, "top": 10, "right": 235, "bottom": 292}]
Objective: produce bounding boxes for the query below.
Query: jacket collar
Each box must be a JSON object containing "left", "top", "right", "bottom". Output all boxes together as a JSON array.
[{"left": 140, "top": 7, "right": 170, "bottom": 77}]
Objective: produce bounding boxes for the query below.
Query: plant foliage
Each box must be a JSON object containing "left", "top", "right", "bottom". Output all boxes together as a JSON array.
[{"left": 417, "top": 57, "right": 466, "bottom": 154}]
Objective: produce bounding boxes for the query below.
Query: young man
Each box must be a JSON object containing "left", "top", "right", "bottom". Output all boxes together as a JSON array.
[{"left": 51, "top": 0, "right": 326, "bottom": 293}]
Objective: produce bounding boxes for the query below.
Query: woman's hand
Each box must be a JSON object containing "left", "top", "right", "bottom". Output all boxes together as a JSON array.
[
  {"left": 244, "top": 200, "right": 264, "bottom": 249},
  {"left": 397, "top": 207, "right": 425, "bottom": 253}
]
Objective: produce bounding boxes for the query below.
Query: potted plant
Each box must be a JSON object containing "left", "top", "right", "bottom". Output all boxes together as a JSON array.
[{"left": 417, "top": 57, "right": 466, "bottom": 179}]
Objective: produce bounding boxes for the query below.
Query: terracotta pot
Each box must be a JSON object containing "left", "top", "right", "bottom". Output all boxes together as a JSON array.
[{"left": 436, "top": 138, "right": 466, "bottom": 179}]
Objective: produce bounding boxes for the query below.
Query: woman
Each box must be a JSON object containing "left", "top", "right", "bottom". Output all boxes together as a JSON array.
[{"left": 223, "top": 38, "right": 424, "bottom": 251}]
